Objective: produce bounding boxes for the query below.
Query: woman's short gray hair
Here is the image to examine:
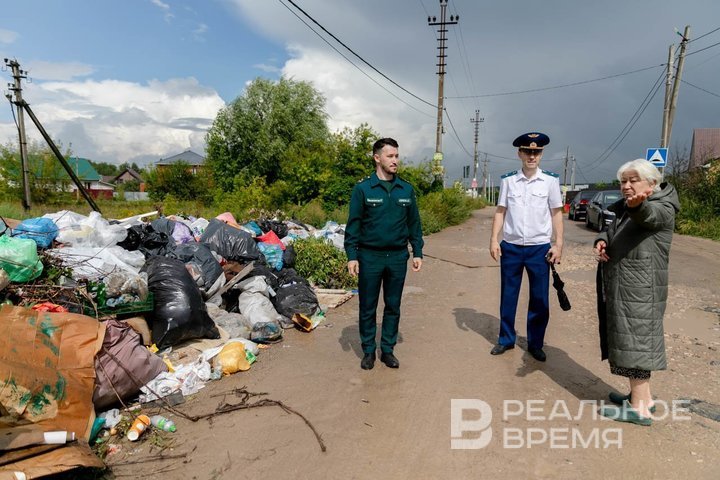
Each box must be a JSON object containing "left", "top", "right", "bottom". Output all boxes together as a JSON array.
[{"left": 617, "top": 159, "right": 662, "bottom": 192}]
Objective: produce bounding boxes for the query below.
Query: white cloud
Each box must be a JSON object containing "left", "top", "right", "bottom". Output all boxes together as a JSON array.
[
  {"left": 281, "top": 45, "right": 436, "bottom": 164},
  {"left": 24, "top": 60, "right": 94, "bottom": 81},
  {"left": 0, "top": 28, "right": 18, "bottom": 44},
  {"left": 150, "top": 0, "right": 174, "bottom": 22},
  {"left": 193, "top": 23, "right": 208, "bottom": 41},
  {"left": 0, "top": 77, "right": 226, "bottom": 165},
  {"left": 253, "top": 63, "right": 281, "bottom": 73}
]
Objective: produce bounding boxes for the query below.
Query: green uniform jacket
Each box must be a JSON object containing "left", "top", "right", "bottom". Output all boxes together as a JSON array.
[{"left": 344, "top": 172, "right": 424, "bottom": 261}]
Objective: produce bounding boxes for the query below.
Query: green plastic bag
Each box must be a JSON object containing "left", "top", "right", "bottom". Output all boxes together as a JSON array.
[{"left": 0, "top": 235, "right": 43, "bottom": 282}]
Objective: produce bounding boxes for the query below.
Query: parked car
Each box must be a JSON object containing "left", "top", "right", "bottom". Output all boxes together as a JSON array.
[
  {"left": 585, "top": 190, "right": 623, "bottom": 231},
  {"left": 563, "top": 190, "right": 579, "bottom": 214},
  {"left": 568, "top": 190, "right": 597, "bottom": 221}
]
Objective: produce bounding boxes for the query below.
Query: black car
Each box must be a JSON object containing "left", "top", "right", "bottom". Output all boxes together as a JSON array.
[
  {"left": 568, "top": 190, "right": 598, "bottom": 221},
  {"left": 585, "top": 190, "right": 623, "bottom": 231}
]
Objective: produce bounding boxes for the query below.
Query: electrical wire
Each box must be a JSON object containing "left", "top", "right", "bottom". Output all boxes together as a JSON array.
[
  {"left": 688, "top": 25, "right": 720, "bottom": 44},
  {"left": 681, "top": 79, "right": 720, "bottom": 100},
  {"left": 686, "top": 39, "right": 720, "bottom": 57},
  {"left": 583, "top": 70, "right": 665, "bottom": 174},
  {"left": 446, "top": 64, "right": 663, "bottom": 99},
  {"left": 283, "top": 0, "right": 436, "bottom": 108},
  {"left": 443, "top": 107, "right": 473, "bottom": 158},
  {"left": 276, "top": 0, "right": 434, "bottom": 118}
]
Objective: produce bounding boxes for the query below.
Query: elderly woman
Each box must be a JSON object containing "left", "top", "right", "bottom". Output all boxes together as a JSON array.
[{"left": 594, "top": 159, "right": 679, "bottom": 426}]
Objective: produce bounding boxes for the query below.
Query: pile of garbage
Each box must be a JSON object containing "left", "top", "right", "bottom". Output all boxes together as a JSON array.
[{"left": 0, "top": 210, "right": 348, "bottom": 476}]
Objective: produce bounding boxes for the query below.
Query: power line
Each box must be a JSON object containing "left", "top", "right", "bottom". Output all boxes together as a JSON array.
[
  {"left": 584, "top": 70, "right": 666, "bottom": 173},
  {"left": 682, "top": 79, "right": 720, "bottom": 99},
  {"left": 445, "top": 64, "right": 663, "bottom": 99},
  {"left": 686, "top": 39, "right": 720, "bottom": 57},
  {"left": 277, "top": 0, "right": 434, "bottom": 118},
  {"left": 282, "top": 0, "right": 436, "bottom": 108},
  {"left": 688, "top": 25, "right": 720, "bottom": 44},
  {"left": 443, "top": 108, "right": 473, "bottom": 158}
]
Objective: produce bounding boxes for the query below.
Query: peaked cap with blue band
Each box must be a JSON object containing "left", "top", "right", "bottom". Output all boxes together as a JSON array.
[{"left": 512, "top": 132, "right": 550, "bottom": 149}]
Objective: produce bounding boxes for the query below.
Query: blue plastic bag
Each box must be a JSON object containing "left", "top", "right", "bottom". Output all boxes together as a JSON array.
[
  {"left": 258, "top": 242, "right": 283, "bottom": 271},
  {"left": 12, "top": 217, "right": 58, "bottom": 248},
  {"left": 243, "top": 221, "right": 263, "bottom": 236}
]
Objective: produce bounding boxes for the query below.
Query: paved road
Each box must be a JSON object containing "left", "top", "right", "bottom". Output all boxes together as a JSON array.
[{"left": 109, "top": 209, "right": 720, "bottom": 480}]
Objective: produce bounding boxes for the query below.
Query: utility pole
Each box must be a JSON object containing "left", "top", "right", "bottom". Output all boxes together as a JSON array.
[
  {"left": 666, "top": 25, "right": 691, "bottom": 147},
  {"left": 4, "top": 58, "right": 100, "bottom": 212},
  {"left": 482, "top": 153, "right": 489, "bottom": 199},
  {"left": 660, "top": 44, "right": 675, "bottom": 147},
  {"left": 470, "top": 110, "right": 484, "bottom": 197},
  {"left": 428, "top": 0, "right": 458, "bottom": 186},
  {"left": 562, "top": 146, "right": 569, "bottom": 187},
  {"left": 570, "top": 155, "right": 576, "bottom": 190},
  {"left": 5, "top": 59, "right": 32, "bottom": 210}
]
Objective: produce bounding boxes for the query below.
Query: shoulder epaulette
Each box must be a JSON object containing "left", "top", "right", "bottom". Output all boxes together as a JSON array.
[
  {"left": 541, "top": 169, "right": 559, "bottom": 178},
  {"left": 357, "top": 176, "right": 370, "bottom": 183},
  {"left": 501, "top": 170, "right": 517, "bottom": 179}
]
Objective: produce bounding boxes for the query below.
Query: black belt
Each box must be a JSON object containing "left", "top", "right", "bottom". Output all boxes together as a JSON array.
[{"left": 359, "top": 244, "right": 407, "bottom": 251}]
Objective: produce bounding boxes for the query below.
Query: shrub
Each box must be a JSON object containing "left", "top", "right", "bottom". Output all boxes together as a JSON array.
[{"left": 292, "top": 237, "right": 357, "bottom": 289}]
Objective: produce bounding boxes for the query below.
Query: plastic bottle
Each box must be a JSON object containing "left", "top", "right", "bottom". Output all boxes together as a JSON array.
[{"left": 150, "top": 415, "right": 177, "bottom": 432}]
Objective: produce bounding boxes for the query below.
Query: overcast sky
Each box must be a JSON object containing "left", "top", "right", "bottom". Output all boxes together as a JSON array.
[{"left": 1, "top": 0, "right": 719, "bottom": 185}]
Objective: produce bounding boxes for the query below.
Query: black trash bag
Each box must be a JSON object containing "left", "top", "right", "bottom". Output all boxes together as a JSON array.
[
  {"left": 246, "top": 264, "right": 281, "bottom": 290},
  {"left": 276, "top": 267, "right": 309, "bottom": 287},
  {"left": 282, "top": 244, "right": 296, "bottom": 268},
  {"left": 258, "top": 219, "right": 289, "bottom": 238},
  {"left": 150, "top": 217, "right": 176, "bottom": 238},
  {"left": 170, "top": 242, "right": 223, "bottom": 289},
  {"left": 272, "top": 283, "right": 319, "bottom": 318},
  {"left": 143, "top": 256, "right": 220, "bottom": 348},
  {"left": 200, "top": 218, "right": 261, "bottom": 261},
  {"left": 118, "top": 224, "right": 174, "bottom": 258}
]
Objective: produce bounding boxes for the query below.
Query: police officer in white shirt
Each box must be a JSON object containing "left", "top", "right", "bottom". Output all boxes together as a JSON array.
[{"left": 488, "top": 132, "right": 564, "bottom": 362}]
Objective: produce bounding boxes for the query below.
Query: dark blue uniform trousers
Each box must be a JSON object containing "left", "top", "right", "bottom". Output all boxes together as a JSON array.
[
  {"left": 499, "top": 241, "right": 551, "bottom": 350},
  {"left": 357, "top": 248, "right": 409, "bottom": 354}
]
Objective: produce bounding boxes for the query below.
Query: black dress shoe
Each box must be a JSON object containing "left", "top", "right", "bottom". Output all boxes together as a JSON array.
[
  {"left": 361, "top": 352, "right": 375, "bottom": 370},
  {"left": 529, "top": 348, "right": 547, "bottom": 362},
  {"left": 490, "top": 344, "right": 515, "bottom": 355},
  {"left": 380, "top": 352, "right": 399, "bottom": 368}
]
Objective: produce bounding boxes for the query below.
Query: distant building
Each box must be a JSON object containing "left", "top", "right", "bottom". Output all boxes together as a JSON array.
[
  {"left": 155, "top": 150, "right": 205, "bottom": 175},
  {"left": 65, "top": 157, "right": 114, "bottom": 199},
  {"left": 689, "top": 128, "right": 720, "bottom": 170},
  {"left": 113, "top": 167, "right": 146, "bottom": 191}
]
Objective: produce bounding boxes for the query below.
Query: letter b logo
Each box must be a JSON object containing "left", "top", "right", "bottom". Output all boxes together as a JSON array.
[{"left": 450, "top": 399, "right": 493, "bottom": 449}]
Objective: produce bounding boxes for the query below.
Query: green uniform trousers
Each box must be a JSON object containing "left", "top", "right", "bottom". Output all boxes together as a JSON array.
[{"left": 358, "top": 248, "right": 409, "bottom": 354}]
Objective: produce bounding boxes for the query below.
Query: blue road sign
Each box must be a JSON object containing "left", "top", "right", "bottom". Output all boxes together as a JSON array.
[{"left": 646, "top": 148, "right": 668, "bottom": 167}]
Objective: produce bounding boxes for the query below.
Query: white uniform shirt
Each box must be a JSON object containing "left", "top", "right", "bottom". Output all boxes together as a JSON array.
[{"left": 497, "top": 169, "right": 563, "bottom": 245}]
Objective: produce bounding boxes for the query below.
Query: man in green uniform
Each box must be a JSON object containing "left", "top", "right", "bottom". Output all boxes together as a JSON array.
[{"left": 344, "top": 137, "right": 424, "bottom": 370}]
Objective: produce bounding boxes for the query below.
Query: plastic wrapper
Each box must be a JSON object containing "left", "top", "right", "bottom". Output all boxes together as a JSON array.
[
  {"left": 215, "top": 342, "right": 250, "bottom": 375},
  {"left": 0, "top": 235, "right": 44, "bottom": 282},
  {"left": 12, "top": 217, "right": 58, "bottom": 248},
  {"left": 47, "top": 246, "right": 145, "bottom": 280},
  {"left": 143, "top": 256, "right": 220, "bottom": 349},
  {"left": 237, "top": 291, "right": 283, "bottom": 343},
  {"left": 43, "top": 210, "right": 127, "bottom": 247},
  {"left": 206, "top": 303, "right": 251, "bottom": 339}
]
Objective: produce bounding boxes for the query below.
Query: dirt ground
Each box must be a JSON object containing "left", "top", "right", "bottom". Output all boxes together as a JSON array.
[{"left": 105, "top": 208, "right": 720, "bottom": 480}]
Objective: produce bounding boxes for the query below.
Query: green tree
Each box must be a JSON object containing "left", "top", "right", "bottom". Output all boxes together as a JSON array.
[
  {"left": 320, "top": 124, "right": 377, "bottom": 210},
  {"left": 205, "top": 77, "right": 330, "bottom": 190},
  {"left": 398, "top": 160, "right": 435, "bottom": 196},
  {"left": 0, "top": 142, "right": 72, "bottom": 203},
  {"left": 89, "top": 160, "right": 118, "bottom": 176},
  {"left": 146, "top": 161, "right": 213, "bottom": 203}
]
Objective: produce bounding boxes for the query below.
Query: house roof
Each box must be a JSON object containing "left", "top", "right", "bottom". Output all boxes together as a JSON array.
[
  {"left": 113, "top": 167, "right": 145, "bottom": 183},
  {"left": 66, "top": 157, "right": 101, "bottom": 181},
  {"left": 690, "top": 128, "right": 720, "bottom": 169},
  {"left": 156, "top": 150, "right": 205, "bottom": 166}
]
